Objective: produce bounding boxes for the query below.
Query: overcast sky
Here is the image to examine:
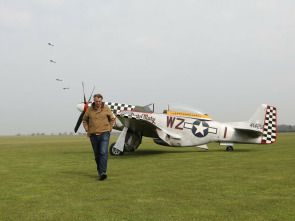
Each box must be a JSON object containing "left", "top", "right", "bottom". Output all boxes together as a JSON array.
[{"left": 1, "top": 0, "right": 294, "bottom": 135}]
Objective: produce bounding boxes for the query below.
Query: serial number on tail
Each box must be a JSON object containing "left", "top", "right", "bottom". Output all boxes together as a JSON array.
[{"left": 250, "top": 123, "right": 263, "bottom": 130}]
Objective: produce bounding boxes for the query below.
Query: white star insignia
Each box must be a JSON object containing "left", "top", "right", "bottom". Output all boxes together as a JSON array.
[{"left": 194, "top": 122, "right": 207, "bottom": 136}]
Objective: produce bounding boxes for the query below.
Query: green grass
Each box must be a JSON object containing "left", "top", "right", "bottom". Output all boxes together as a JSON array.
[{"left": 1, "top": 133, "right": 295, "bottom": 220}]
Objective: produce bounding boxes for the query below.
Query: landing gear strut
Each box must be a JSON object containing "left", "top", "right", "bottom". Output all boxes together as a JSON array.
[{"left": 226, "top": 146, "right": 234, "bottom": 151}]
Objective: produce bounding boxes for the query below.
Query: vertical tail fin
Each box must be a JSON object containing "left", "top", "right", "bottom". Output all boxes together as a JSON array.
[
  {"left": 247, "top": 104, "right": 277, "bottom": 144},
  {"left": 248, "top": 104, "right": 268, "bottom": 128},
  {"left": 261, "top": 105, "right": 277, "bottom": 144}
]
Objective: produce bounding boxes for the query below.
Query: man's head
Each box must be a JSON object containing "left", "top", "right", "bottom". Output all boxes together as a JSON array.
[{"left": 93, "top": 94, "right": 103, "bottom": 108}]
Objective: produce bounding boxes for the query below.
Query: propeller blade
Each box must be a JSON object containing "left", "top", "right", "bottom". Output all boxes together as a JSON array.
[
  {"left": 88, "top": 86, "right": 95, "bottom": 102},
  {"left": 82, "top": 82, "right": 86, "bottom": 103},
  {"left": 75, "top": 82, "right": 95, "bottom": 133},
  {"left": 74, "top": 112, "right": 85, "bottom": 133}
]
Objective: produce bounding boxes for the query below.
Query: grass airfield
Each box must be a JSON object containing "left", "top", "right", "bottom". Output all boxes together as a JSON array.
[{"left": 0, "top": 133, "right": 295, "bottom": 220}]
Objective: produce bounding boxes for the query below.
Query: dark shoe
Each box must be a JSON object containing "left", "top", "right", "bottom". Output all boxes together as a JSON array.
[{"left": 98, "top": 172, "right": 107, "bottom": 181}]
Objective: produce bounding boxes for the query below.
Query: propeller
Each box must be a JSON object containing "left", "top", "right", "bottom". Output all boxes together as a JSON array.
[
  {"left": 82, "top": 82, "right": 86, "bottom": 103},
  {"left": 74, "top": 82, "right": 95, "bottom": 133},
  {"left": 74, "top": 112, "right": 85, "bottom": 133}
]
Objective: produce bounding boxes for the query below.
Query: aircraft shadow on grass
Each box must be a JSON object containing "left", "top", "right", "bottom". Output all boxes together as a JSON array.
[
  {"left": 61, "top": 146, "right": 255, "bottom": 158},
  {"left": 119, "top": 149, "right": 198, "bottom": 157},
  {"left": 111, "top": 147, "right": 256, "bottom": 158}
]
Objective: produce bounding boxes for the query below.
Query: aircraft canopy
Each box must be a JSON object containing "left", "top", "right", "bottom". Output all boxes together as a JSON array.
[{"left": 167, "top": 103, "right": 208, "bottom": 116}]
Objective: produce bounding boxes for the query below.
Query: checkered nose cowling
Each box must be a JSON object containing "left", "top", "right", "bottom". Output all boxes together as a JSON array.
[
  {"left": 261, "top": 106, "right": 277, "bottom": 144},
  {"left": 104, "top": 102, "right": 135, "bottom": 115}
]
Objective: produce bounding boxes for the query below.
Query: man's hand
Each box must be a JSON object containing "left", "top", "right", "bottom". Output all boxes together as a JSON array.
[{"left": 87, "top": 132, "right": 91, "bottom": 138}]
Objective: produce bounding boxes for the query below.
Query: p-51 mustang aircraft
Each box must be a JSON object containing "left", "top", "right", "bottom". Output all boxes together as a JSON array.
[{"left": 74, "top": 93, "right": 277, "bottom": 155}]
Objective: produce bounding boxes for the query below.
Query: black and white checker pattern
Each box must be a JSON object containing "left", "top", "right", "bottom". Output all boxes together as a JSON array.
[
  {"left": 261, "top": 106, "right": 277, "bottom": 144},
  {"left": 104, "top": 102, "right": 135, "bottom": 115},
  {"left": 123, "top": 113, "right": 137, "bottom": 119}
]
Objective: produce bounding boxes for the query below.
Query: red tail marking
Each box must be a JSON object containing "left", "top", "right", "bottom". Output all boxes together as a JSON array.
[{"left": 224, "top": 127, "right": 227, "bottom": 138}]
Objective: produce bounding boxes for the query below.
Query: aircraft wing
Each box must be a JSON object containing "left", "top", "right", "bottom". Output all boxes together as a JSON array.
[
  {"left": 116, "top": 113, "right": 159, "bottom": 138},
  {"left": 116, "top": 111, "right": 181, "bottom": 146}
]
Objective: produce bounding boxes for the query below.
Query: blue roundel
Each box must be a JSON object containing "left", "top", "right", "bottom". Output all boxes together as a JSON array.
[{"left": 191, "top": 120, "right": 209, "bottom": 137}]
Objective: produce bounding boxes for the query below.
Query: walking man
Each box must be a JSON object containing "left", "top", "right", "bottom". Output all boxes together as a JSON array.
[{"left": 83, "top": 94, "right": 114, "bottom": 180}]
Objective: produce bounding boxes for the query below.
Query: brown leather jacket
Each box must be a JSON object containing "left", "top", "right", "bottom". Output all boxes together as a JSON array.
[{"left": 82, "top": 102, "right": 115, "bottom": 134}]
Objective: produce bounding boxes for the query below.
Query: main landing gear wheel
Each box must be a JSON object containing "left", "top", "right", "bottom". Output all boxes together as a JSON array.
[
  {"left": 109, "top": 142, "right": 124, "bottom": 156},
  {"left": 226, "top": 146, "right": 234, "bottom": 151},
  {"left": 124, "top": 145, "right": 135, "bottom": 152}
]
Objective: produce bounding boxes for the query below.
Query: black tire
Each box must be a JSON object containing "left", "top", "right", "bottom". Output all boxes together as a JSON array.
[
  {"left": 226, "top": 146, "right": 234, "bottom": 151},
  {"left": 124, "top": 145, "right": 135, "bottom": 152},
  {"left": 109, "top": 142, "right": 124, "bottom": 156}
]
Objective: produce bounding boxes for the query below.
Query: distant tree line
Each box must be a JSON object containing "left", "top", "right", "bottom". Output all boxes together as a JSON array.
[
  {"left": 277, "top": 125, "right": 295, "bottom": 132},
  {"left": 13, "top": 126, "right": 295, "bottom": 136},
  {"left": 15, "top": 131, "right": 120, "bottom": 136}
]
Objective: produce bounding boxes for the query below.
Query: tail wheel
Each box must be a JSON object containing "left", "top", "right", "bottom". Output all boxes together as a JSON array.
[
  {"left": 226, "top": 146, "right": 234, "bottom": 151},
  {"left": 109, "top": 142, "right": 124, "bottom": 156}
]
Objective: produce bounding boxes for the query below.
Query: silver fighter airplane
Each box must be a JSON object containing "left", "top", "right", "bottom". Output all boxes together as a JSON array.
[{"left": 75, "top": 96, "right": 277, "bottom": 155}]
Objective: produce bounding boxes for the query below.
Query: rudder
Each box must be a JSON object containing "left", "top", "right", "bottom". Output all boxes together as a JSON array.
[{"left": 261, "top": 105, "right": 277, "bottom": 144}]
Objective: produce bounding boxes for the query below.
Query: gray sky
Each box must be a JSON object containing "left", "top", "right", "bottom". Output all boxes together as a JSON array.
[{"left": 1, "top": 0, "right": 294, "bottom": 135}]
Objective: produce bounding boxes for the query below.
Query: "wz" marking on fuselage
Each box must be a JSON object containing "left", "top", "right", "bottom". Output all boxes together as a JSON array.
[{"left": 167, "top": 116, "right": 184, "bottom": 130}]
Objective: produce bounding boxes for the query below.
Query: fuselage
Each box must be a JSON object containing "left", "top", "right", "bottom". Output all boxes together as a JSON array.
[
  {"left": 117, "top": 111, "right": 262, "bottom": 147},
  {"left": 77, "top": 102, "right": 264, "bottom": 147}
]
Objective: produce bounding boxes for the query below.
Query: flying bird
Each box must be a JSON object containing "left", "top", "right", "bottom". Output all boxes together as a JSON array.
[
  {"left": 63, "top": 87, "right": 70, "bottom": 90},
  {"left": 48, "top": 43, "right": 54, "bottom": 46},
  {"left": 56, "top": 79, "right": 62, "bottom": 81},
  {"left": 50, "top": 60, "right": 56, "bottom": 63}
]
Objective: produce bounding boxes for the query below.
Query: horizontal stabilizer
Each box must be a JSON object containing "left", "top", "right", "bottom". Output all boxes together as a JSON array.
[{"left": 234, "top": 127, "right": 263, "bottom": 137}]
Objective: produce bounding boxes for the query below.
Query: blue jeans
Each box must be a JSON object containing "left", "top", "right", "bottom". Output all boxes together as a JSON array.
[{"left": 90, "top": 132, "right": 110, "bottom": 174}]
